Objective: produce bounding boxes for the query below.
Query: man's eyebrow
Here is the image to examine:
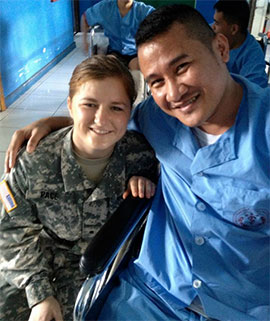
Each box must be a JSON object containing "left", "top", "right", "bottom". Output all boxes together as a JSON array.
[
  {"left": 168, "top": 54, "right": 189, "bottom": 67},
  {"left": 145, "top": 54, "right": 189, "bottom": 83}
]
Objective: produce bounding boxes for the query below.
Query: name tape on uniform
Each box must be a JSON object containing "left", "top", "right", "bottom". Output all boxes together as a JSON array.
[{"left": 0, "top": 180, "right": 17, "bottom": 212}]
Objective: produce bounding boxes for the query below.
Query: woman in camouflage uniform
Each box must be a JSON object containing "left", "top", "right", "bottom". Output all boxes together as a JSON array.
[{"left": 0, "top": 56, "right": 158, "bottom": 321}]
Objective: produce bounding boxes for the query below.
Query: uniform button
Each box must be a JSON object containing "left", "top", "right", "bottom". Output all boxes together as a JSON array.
[
  {"left": 197, "top": 172, "right": 204, "bottom": 176},
  {"left": 193, "top": 279, "right": 202, "bottom": 289},
  {"left": 197, "top": 202, "right": 206, "bottom": 211},
  {"left": 195, "top": 236, "right": 205, "bottom": 245}
]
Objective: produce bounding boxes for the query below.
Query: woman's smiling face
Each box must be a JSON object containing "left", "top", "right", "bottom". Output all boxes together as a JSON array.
[{"left": 68, "top": 77, "right": 131, "bottom": 159}]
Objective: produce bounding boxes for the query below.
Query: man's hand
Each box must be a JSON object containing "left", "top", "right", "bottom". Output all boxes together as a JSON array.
[
  {"left": 123, "top": 176, "right": 156, "bottom": 199},
  {"left": 4, "top": 120, "right": 52, "bottom": 173},
  {"left": 4, "top": 116, "right": 72, "bottom": 173},
  {"left": 28, "top": 296, "right": 63, "bottom": 321}
]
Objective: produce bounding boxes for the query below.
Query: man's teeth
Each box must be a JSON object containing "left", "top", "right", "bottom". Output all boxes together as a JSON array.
[{"left": 187, "top": 96, "right": 197, "bottom": 104}]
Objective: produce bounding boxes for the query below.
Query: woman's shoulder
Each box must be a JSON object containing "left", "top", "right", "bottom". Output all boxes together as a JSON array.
[
  {"left": 122, "top": 130, "right": 149, "bottom": 145},
  {"left": 16, "top": 127, "right": 72, "bottom": 170},
  {"left": 119, "top": 130, "right": 155, "bottom": 156}
]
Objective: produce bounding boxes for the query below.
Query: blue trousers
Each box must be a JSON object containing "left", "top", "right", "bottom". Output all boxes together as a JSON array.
[{"left": 98, "top": 267, "right": 209, "bottom": 321}]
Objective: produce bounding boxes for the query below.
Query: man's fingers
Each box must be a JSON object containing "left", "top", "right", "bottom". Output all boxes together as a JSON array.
[
  {"left": 26, "top": 135, "right": 40, "bottom": 153},
  {"left": 4, "top": 129, "right": 25, "bottom": 173},
  {"left": 4, "top": 151, "right": 11, "bottom": 173}
]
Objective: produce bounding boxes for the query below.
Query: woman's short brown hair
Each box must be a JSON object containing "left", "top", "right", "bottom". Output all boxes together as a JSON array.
[{"left": 69, "top": 55, "right": 136, "bottom": 105}]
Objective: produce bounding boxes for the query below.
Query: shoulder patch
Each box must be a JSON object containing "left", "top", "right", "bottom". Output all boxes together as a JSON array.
[{"left": 0, "top": 180, "right": 17, "bottom": 212}]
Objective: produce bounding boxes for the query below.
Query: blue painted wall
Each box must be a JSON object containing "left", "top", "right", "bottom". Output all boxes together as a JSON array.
[{"left": 0, "top": 0, "right": 75, "bottom": 106}]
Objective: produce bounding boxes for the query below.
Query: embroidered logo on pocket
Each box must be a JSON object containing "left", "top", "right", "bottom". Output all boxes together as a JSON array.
[{"left": 233, "top": 208, "right": 268, "bottom": 229}]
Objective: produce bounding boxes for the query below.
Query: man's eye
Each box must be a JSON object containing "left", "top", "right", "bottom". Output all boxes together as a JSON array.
[
  {"left": 150, "top": 79, "right": 163, "bottom": 88},
  {"left": 176, "top": 63, "right": 189, "bottom": 73}
]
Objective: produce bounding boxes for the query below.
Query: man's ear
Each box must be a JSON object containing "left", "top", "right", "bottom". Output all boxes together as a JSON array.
[
  {"left": 231, "top": 23, "right": 239, "bottom": 36},
  {"left": 67, "top": 96, "right": 74, "bottom": 118},
  {"left": 213, "top": 33, "right": 230, "bottom": 63}
]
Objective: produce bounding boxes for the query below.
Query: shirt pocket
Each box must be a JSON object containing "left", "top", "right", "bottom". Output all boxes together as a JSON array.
[
  {"left": 221, "top": 186, "right": 269, "bottom": 230},
  {"left": 34, "top": 198, "right": 82, "bottom": 241}
]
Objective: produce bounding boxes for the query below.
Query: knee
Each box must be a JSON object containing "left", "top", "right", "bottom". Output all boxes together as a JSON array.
[{"left": 128, "top": 57, "right": 139, "bottom": 70}]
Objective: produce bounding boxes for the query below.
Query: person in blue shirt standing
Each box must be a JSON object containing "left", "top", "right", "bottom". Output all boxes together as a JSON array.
[
  {"left": 3, "top": 4, "right": 270, "bottom": 321},
  {"left": 81, "top": 0, "right": 154, "bottom": 106},
  {"left": 212, "top": 0, "right": 268, "bottom": 88},
  {"left": 81, "top": 0, "right": 154, "bottom": 71}
]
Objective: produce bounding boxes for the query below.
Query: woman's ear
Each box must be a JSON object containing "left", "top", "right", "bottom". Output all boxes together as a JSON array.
[
  {"left": 67, "top": 96, "right": 73, "bottom": 118},
  {"left": 213, "top": 33, "right": 230, "bottom": 63}
]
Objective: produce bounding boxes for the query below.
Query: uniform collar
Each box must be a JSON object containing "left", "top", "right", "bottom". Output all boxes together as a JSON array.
[{"left": 61, "top": 130, "right": 127, "bottom": 199}]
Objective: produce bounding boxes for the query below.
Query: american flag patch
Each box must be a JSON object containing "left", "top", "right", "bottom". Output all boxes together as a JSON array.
[{"left": 0, "top": 180, "right": 17, "bottom": 212}]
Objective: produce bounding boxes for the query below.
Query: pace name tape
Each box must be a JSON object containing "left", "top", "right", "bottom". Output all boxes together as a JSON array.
[{"left": 0, "top": 180, "right": 17, "bottom": 212}]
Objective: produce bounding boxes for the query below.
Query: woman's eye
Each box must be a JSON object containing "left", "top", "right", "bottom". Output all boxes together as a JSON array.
[
  {"left": 111, "top": 106, "right": 124, "bottom": 111},
  {"left": 85, "top": 103, "right": 96, "bottom": 108}
]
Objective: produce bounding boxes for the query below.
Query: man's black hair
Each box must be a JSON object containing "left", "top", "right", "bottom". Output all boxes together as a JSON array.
[
  {"left": 136, "top": 4, "right": 215, "bottom": 51},
  {"left": 214, "top": 0, "right": 250, "bottom": 33}
]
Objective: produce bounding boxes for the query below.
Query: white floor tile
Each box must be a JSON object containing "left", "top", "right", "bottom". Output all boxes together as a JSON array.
[
  {"left": 57, "top": 100, "right": 68, "bottom": 111},
  {"left": 0, "top": 127, "right": 18, "bottom": 151},
  {"left": 0, "top": 110, "right": 9, "bottom": 121},
  {"left": 30, "top": 81, "right": 69, "bottom": 99},
  {"left": 14, "top": 94, "right": 66, "bottom": 112},
  {"left": 44, "top": 71, "right": 73, "bottom": 84},
  {"left": 53, "top": 109, "right": 70, "bottom": 117},
  {"left": 0, "top": 152, "right": 5, "bottom": 177},
  {"left": 0, "top": 109, "right": 55, "bottom": 128}
]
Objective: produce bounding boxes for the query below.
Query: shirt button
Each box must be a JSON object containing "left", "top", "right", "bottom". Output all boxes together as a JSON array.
[
  {"left": 195, "top": 236, "right": 205, "bottom": 245},
  {"left": 193, "top": 279, "right": 202, "bottom": 289},
  {"left": 197, "top": 172, "right": 204, "bottom": 176},
  {"left": 197, "top": 202, "right": 206, "bottom": 211}
]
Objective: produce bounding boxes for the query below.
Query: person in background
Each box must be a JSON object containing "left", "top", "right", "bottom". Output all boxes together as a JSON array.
[
  {"left": 81, "top": 0, "right": 155, "bottom": 105},
  {"left": 3, "top": 4, "right": 270, "bottom": 321},
  {"left": 81, "top": 0, "right": 154, "bottom": 70},
  {"left": 0, "top": 55, "right": 157, "bottom": 321},
  {"left": 212, "top": 0, "right": 268, "bottom": 88}
]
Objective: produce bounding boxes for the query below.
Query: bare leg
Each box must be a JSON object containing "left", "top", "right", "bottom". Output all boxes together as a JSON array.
[
  {"left": 130, "top": 70, "right": 146, "bottom": 107},
  {"left": 128, "top": 57, "right": 140, "bottom": 70}
]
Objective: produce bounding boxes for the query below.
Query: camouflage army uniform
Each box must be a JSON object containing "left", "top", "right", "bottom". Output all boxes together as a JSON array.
[{"left": 0, "top": 127, "right": 158, "bottom": 321}]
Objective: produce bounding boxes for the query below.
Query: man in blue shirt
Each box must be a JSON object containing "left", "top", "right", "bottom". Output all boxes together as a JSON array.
[
  {"left": 96, "top": 4, "right": 270, "bottom": 321},
  {"left": 3, "top": 4, "right": 270, "bottom": 321},
  {"left": 212, "top": 0, "right": 268, "bottom": 88},
  {"left": 81, "top": 0, "right": 154, "bottom": 70}
]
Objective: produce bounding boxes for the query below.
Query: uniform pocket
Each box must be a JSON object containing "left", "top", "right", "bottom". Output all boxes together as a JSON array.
[
  {"left": 35, "top": 199, "right": 82, "bottom": 241},
  {"left": 221, "top": 187, "right": 269, "bottom": 230}
]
